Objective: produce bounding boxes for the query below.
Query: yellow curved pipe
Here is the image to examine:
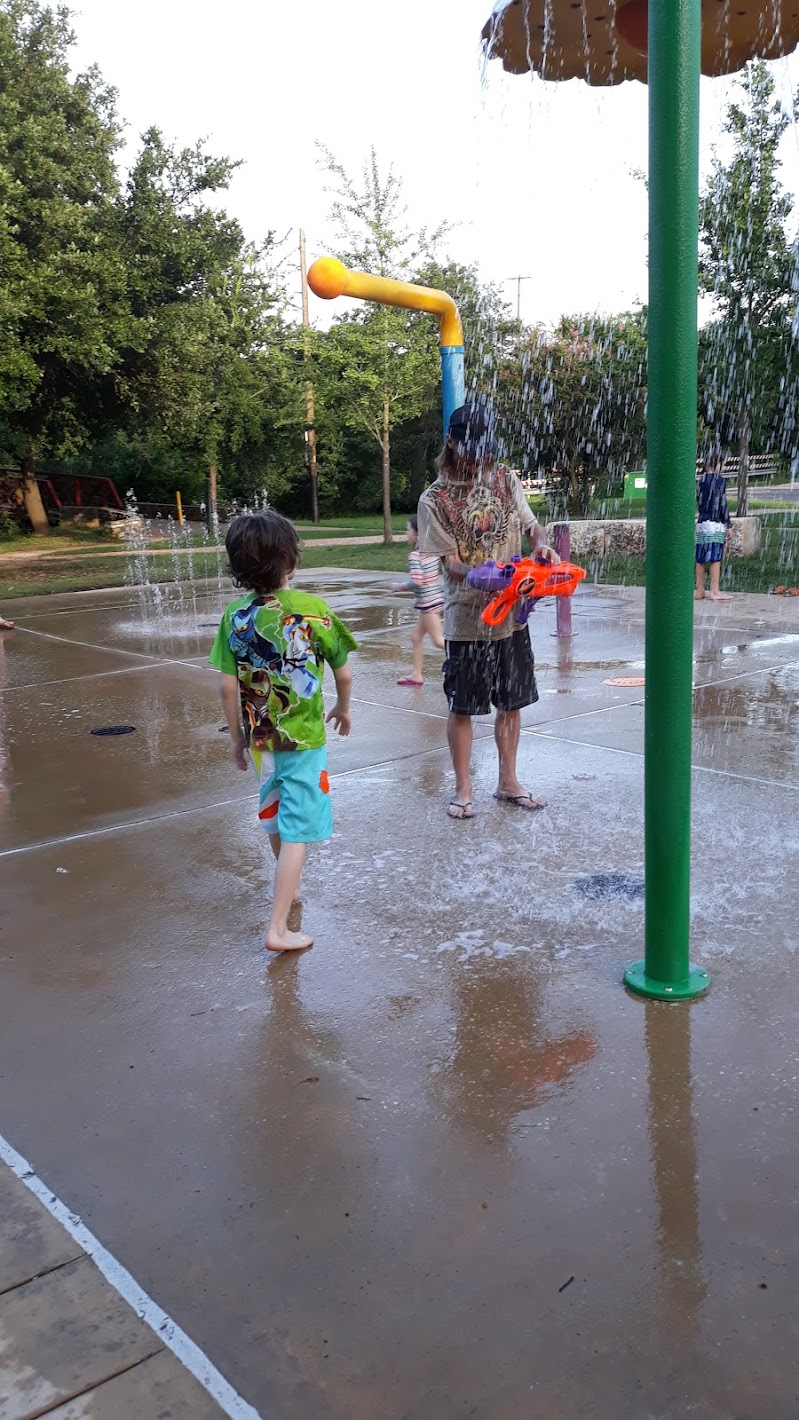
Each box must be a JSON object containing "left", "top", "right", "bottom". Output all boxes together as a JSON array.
[{"left": 307, "top": 257, "right": 464, "bottom": 349}]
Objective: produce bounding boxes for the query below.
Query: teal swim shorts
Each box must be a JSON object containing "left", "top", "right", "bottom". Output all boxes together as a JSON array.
[{"left": 251, "top": 744, "right": 333, "bottom": 844}]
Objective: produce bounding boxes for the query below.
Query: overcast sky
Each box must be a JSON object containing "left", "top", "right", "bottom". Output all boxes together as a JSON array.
[{"left": 71, "top": 1, "right": 799, "bottom": 328}]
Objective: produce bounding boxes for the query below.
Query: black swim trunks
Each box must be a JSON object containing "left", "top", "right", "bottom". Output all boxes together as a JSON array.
[{"left": 443, "top": 629, "right": 538, "bottom": 716}]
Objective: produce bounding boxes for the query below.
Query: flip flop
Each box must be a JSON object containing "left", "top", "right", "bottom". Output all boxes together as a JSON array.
[
  {"left": 447, "top": 799, "right": 474, "bottom": 820},
  {"left": 494, "top": 792, "right": 547, "bottom": 812},
  {"left": 397, "top": 677, "right": 424, "bottom": 686}
]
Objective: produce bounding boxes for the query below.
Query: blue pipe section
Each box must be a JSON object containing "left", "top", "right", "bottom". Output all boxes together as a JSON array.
[{"left": 440, "top": 345, "right": 466, "bottom": 435}]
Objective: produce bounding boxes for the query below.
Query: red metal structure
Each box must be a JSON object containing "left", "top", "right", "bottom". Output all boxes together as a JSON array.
[{"left": 0, "top": 468, "right": 124, "bottom": 523}]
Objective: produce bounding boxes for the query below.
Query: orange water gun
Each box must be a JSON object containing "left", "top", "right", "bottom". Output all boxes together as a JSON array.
[{"left": 466, "top": 557, "right": 586, "bottom": 626}]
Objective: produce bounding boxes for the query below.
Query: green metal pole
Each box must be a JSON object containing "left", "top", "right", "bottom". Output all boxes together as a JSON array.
[{"left": 624, "top": 0, "right": 709, "bottom": 1000}]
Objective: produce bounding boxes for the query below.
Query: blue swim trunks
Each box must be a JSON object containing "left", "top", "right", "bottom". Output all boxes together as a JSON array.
[{"left": 250, "top": 744, "right": 333, "bottom": 844}]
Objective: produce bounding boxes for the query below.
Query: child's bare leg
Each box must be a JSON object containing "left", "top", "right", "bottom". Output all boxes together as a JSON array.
[
  {"left": 695, "top": 562, "right": 705, "bottom": 600},
  {"left": 410, "top": 619, "right": 425, "bottom": 682},
  {"left": 421, "top": 610, "right": 445, "bottom": 651},
  {"left": 267, "top": 842, "right": 312, "bottom": 951},
  {"left": 707, "top": 560, "right": 732, "bottom": 600},
  {"left": 269, "top": 832, "right": 302, "bottom": 903},
  {"left": 399, "top": 621, "right": 425, "bottom": 684}
]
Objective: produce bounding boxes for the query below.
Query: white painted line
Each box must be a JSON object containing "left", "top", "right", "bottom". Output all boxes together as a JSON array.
[{"left": 0, "top": 1132, "right": 262, "bottom": 1420}]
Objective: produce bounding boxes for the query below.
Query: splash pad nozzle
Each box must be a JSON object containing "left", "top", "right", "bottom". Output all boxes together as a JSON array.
[{"left": 307, "top": 258, "right": 465, "bottom": 431}]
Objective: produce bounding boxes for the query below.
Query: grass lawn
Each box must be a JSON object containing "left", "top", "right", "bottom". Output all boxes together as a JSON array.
[{"left": 2, "top": 510, "right": 794, "bottom": 600}]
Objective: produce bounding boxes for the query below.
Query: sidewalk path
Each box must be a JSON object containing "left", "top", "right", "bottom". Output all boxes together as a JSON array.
[
  {"left": 0, "top": 534, "right": 385, "bottom": 566},
  {"left": 0, "top": 1149, "right": 254, "bottom": 1419}
]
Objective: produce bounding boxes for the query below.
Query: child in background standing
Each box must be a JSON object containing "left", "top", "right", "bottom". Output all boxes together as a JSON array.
[
  {"left": 395, "top": 515, "right": 445, "bottom": 687},
  {"left": 210, "top": 512, "right": 357, "bottom": 952},
  {"left": 695, "top": 454, "right": 733, "bottom": 602}
]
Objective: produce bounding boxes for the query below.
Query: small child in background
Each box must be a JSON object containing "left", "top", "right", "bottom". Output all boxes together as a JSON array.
[
  {"left": 394, "top": 515, "right": 444, "bottom": 687},
  {"left": 210, "top": 511, "right": 357, "bottom": 952},
  {"left": 695, "top": 454, "right": 733, "bottom": 602}
]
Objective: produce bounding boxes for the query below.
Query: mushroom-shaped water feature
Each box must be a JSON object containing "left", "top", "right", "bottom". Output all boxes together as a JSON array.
[
  {"left": 483, "top": 0, "right": 799, "bottom": 1000},
  {"left": 482, "top": 0, "right": 799, "bottom": 82}
]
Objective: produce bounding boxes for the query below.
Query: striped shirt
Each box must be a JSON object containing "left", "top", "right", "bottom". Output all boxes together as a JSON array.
[{"left": 406, "top": 550, "right": 443, "bottom": 611}]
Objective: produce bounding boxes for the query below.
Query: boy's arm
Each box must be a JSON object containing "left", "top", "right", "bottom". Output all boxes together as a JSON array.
[
  {"left": 326, "top": 661, "right": 352, "bottom": 738},
  {"left": 512, "top": 476, "right": 560, "bottom": 563},
  {"left": 524, "top": 520, "right": 559, "bottom": 562},
  {"left": 220, "top": 673, "right": 247, "bottom": 770}
]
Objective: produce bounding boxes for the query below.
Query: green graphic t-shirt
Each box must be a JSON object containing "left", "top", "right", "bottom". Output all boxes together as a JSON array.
[{"left": 209, "top": 590, "right": 358, "bottom": 752}]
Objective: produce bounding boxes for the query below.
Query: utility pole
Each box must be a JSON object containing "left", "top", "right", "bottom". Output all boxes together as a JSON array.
[
  {"left": 299, "top": 229, "right": 320, "bottom": 524},
  {"left": 503, "top": 274, "right": 531, "bottom": 323}
]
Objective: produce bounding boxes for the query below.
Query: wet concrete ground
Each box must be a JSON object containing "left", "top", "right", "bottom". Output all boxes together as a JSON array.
[{"left": 1, "top": 572, "right": 798, "bottom": 1419}]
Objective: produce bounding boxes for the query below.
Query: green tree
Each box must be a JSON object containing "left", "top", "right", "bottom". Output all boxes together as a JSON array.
[
  {"left": 498, "top": 313, "right": 647, "bottom": 515},
  {"left": 115, "top": 130, "right": 303, "bottom": 528},
  {"left": 318, "top": 146, "right": 445, "bottom": 542},
  {"left": 699, "top": 61, "right": 796, "bottom": 515},
  {"left": 0, "top": 0, "right": 133, "bottom": 530}
]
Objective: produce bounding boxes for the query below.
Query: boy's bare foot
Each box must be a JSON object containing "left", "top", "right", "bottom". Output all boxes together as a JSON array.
[
  {"left": 707, "top": 591, "right": 732, "bottom": 601},
  {"left": 266, "top": 928, "right": 313, "bottom": 953},
  {"left": 0, "top": 618, "right": 14, "bottom": 629},
  {"left": 694, "top": 591, "right": 705, "bottom": 601}
]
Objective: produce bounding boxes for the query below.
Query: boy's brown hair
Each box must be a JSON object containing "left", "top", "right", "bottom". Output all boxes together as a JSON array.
[{"left": 225, "top": 511, "right": 300, "bottom": 595}]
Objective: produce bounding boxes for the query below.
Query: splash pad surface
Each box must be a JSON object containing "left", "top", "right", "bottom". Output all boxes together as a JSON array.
[{"left": 0, "top": 572, "right": 798, "bottom": 1416}]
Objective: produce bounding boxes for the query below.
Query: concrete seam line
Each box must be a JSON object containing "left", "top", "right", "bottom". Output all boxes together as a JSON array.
[
  {"left": 0, "top": 665, "right": 154, "bottom": 695},
  {"left": 15, "top": 626, "right": 161, "bottom": 661},
  {"left": 533, "top": 697, "right": 644, "bottom": 728},
  {"left": 521, "top": 728, "right": 799, "bottom": 790},
  {"left": 693, "top": 657, "right": 799, "bottom": 690},
  {"left": 0, "top": 1133, "right": 263, "bottom": 1420},
  {"left": 0, "top": 737, "right": 496, "bottom": 857},
  {"left": 0, "top": 794, "right": 258, "bottom": 858}
]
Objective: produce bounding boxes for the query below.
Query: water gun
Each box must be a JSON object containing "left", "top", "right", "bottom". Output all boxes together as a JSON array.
[{"left": 466, "top": 556, "right": 586, "bottom": 627}]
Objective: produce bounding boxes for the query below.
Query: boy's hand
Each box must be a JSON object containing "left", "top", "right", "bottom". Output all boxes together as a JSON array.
[
  {"left": 326, "top": 703, "right": 352, "bottom": 737},
  {"left": 230, "top": 738, "right": 248, "bottom": 771}
]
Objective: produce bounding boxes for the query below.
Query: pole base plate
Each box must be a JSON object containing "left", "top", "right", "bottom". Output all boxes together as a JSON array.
[{"left": 623, "top": 960, "right": 710, "bottom": 1000}]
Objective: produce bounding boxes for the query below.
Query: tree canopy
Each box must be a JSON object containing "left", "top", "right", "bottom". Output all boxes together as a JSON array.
[
  {"left": 3, "top": 9, "right": 796, "bottom": 533},
  {"left": 699, "top": 61, "right": 798, "bottom": 512}
]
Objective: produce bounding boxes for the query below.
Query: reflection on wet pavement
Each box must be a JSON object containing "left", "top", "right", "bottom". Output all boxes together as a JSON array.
[{"left": 0, "top": 574, "right": 798, "bottom": 1417}]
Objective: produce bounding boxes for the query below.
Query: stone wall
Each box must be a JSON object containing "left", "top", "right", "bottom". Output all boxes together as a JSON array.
[{"left": 545, "top": 516, "right": 761, "bottom": 559}]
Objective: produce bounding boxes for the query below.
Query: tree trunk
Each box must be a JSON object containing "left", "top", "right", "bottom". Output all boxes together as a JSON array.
[
  {"left": 21, "top": 450, "right": 49, "bottom": 535},
  {"left": 381, "top": 396, "right": 392, "bottom": 545},
  {"left": 567, "top": 466, "right": 582, "bottom": 519},
  {"left": 206, "top": 462, "right": 218, "bottom": 538},
  {"left": 737, "top": 399, "right": 751, "bottom": 519}
]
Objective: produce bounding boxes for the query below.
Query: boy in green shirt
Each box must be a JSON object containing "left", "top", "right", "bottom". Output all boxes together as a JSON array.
[{"left": 210, "top": 511, "right": 357, "bottom": 952}]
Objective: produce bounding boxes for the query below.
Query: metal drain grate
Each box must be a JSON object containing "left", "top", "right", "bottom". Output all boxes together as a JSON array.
[{"left": 574, "top": 872, "right": 644, "bottom": 902}]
